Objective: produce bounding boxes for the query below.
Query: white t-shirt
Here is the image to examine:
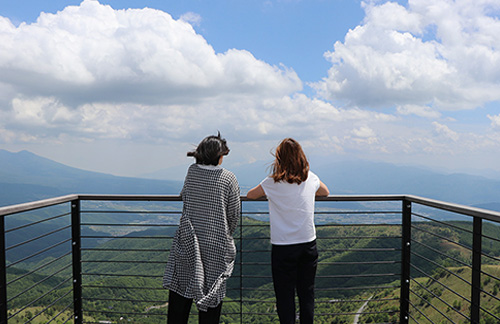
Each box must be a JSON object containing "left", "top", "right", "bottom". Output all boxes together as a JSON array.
[{"left": 260, "top": 171, "right": 320, "bottom": 245}]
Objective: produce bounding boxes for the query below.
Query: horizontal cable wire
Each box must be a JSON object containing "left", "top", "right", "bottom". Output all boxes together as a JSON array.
[
  {"left": 7, "top": 251, "right": 71, "bottom": 285},
  {"left": 411, "top": 278, "right": 470, "bottom": 321},
  {"left": 83, "top": 260, "right": 166, "bottom": 264},
  {"left": 83, "top": 310, "right": 167, "bottom": 316},
  {"left": 318, "top": 248, "right": 400, "bottom": 252},
  {"left": 319, "top": 260, "right": 400, "bottom": 265},
  {"left": 408, "top": 301, "right": 432, "bottom": 324},
  {"left": 82, "top": 247, "right": 168, "bottom": 252},
  {"left": 316, "top": 223, "right": 402, "bottom": 227},
  {"left": 8, "top": 264, "right": 72, "bottom": 302},
  {"left": 45, "top": 301, "right": 73, "bottom": 324},
  {"left": 5, "top": 212, "right": 70, "bottom": 233},
  {"left": 412, "top": 224, "right": 472, "bottom": 252},
  {"left": 479, "top": 270, "right": 500, "bottom": 289},
  {"left": 479, "top": 305, "right": 500, "bottom": 322},
  {"left": 8, "top": 276, "right": 72, "bottom": 319},
  {"left": 82, "top": 297, "right": 167, "bottom": 303},
  {"left": 412, "top": 238, "right": 471, "bottom": 268},
  {"left": 317, "top": 235, "right": 402, "bottom": 239},
  {"left": 315, "top": 310, "right": 398, "bottom": 316},
  {"left": 316, "top": 284, "right": 400, "bottom": 291},
  {"left": 409, "top": 287, "right": 455, "bottom": 323},
  {"left": 482, "top": 251, "right": 500, "bottom": 263},
  {"left": 410, "top": 262, "right": 470, "bottom": 304},
  {"left": 26, "top": 289, "right": 73, "bottom": 324},
  {"left": 6, "top": 238, "right": 71, "bottom": 268},
  {"left": 315, "top": 211, "right": 401, "bottom": 215},
  {"left": 317, "top": 273, "right": 400, "bottom": 279},
  {"left": 81, "top": 235, "right": 173, "bottom": 239},
  {"left": 83, "top": 285, "right": 165, "bottom": 290},
  {"left": 82, "top": 272, "right": 161, "bottom": 278},
  {"left": 81, "top": 210, "right": 181, "bottom": 214},
  {"left": 81, "top": 223, "right": 176, "bottom": 227},
  {"left": 411, "top": 212, "right": 474, "bottom": 234},
  {"left": 481, "top": 232, "right": 500, "bottom": 243},
  {"left": 317, "top": 297, "right": 399, "bottom": 304},
  {"left": 6, "top": 225, "right": 71, "bottom": 251},
  {"left": 411, "top": 250, "right": 471, "bottom": 286}
]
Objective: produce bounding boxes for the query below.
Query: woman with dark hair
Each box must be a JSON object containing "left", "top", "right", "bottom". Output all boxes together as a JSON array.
[
  {"left": 163, "top": 133, "right": 240, "bottom": 324},
  {"left": 247, "top": 138, "right": 329, "bottom": 324}
]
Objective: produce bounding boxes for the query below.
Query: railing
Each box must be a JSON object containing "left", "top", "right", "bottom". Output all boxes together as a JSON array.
[{"left": 1, "top": 194, "right": 500, "bottom": 324}]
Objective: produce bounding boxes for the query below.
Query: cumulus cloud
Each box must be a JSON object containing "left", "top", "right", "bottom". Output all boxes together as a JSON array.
[
  {"left": 0, "top": 0, "right": 301, "bottom": 107},
  {"left": 313, "top": 0, "right": 500, "bottom": 110},
  {"left": 2, "top": 0, "right": 500, "bottom": 175},
  {"left": 0, "top": 0, "right": 399, "bottom": 155},
  {"left": 0, "top": 88, "right": 400, "bottom": 151},
  {"left": 397, "top": 105, "right": 441, "bottom": 118}
]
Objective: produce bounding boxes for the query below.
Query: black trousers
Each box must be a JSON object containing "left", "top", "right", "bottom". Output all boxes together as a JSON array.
[
  {"left": 167, "top": 290, "right": 223, "bottom": 324},
  {"left": 272, "top": 240, "right": 318, "bottom": 324}
]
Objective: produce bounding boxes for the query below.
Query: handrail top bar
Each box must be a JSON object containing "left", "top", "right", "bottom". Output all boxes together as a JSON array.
[
  {"left": 1, "top": 194, "right": 500, "bottom": 222},
  {"left": 405, "top": 194, "right": 500, "bottom": 222},
  {"left": 0, "top": 194, "right": 78, "bottom": 217}
]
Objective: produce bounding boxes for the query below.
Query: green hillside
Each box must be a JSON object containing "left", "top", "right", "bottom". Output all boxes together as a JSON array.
[
  {"left": 359, "top": 265, "right": 500, "bottom": 324},
  {"left": 6, "top": 218, "right": 500, "bottom": 323}
]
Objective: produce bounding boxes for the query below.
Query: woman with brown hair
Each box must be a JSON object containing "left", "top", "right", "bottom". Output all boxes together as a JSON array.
[{"left": 247, "top": 138, "right": 329, "bottom": 324}]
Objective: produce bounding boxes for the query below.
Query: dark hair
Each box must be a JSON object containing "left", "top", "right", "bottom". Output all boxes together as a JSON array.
[
  {"left": 187, "top": 132, "right": 230, "bottom": 166},
  {"left": 271, "top": 138, "right": 309, "bottom": 184}
]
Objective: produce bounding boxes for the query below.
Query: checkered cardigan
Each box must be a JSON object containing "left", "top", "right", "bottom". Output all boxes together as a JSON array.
[{"left": 163, "top": 164, "right": 240, "bottom": 311}]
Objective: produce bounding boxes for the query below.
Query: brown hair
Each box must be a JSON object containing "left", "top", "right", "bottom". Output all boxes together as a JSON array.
[{"left": 271, "top": 138, "right": 309, "bottom": 184}]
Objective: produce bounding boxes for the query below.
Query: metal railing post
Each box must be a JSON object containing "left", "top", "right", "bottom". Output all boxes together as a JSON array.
[
  {"left": 71, "top": 200, "right": 83, "bottom": 324},
  {"left": 400, "top": 199, "right": 411, "bottom": 324},
  {"left": 0, "top": 216, "right": 7, "bottom": 324},
  {"left": 471, "top": 216, "right": 482, "bottom": 324},
  {"left": 239, "top": 201, "right": 243, "bottom": 324}
]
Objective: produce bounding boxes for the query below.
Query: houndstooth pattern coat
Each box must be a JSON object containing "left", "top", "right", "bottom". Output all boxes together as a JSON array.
[{"left": 163, "top": 164, "right": 240, "bottom": 311}]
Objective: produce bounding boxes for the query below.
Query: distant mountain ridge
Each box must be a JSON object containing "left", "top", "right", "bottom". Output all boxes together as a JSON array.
[
  {"left": 2, "top": 149, "right": 500, "bottom": 209},
  {"left": 312, "top": 160, "right": 500, "bottom": 207},
  {"left": 0, "top": 149, "right": 182, "bottom": 206},
  {"left": 148, "top": 158, "right": 500, "bottom": 208}
]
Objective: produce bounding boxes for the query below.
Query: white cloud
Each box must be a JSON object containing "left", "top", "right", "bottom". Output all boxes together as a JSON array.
[
  {"left": 1, "top": 89, "right": 399, "bottom": 148},
  {"left": 488, "top": 114, "right": 500, "bottom": 129},
  {"left": 432, "top": 121, "right": 459, "bottom": 141},
  {"left": 1, "top": 0, "right": 500, "bottom": 176},
  {"left": 0, "top": 0, "right": 301, "bottom": 108},
  {"left": 349, "top": 126, "right": 378, "bottom": 145},
  {"left": 351, "top": 126, "right": 375, "bottom": 138},
  {"left": 313, "top": 0, "right": 500, "bottom": 110},
  {"left": 180, "top": 12, "right": 202, "bottom": 27},
  {"left": 397, "top": 105, "right": 441, "bottom": 118}
]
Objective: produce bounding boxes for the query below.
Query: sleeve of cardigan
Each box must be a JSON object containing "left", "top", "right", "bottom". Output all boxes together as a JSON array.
[{"left": 226, "top": 173, "right": 240, "bottom": 236}]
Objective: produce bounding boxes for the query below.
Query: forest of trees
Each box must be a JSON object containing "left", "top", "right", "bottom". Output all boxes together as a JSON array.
[{"left": 5, "top": 216, "right": 500, "bottom": 323}]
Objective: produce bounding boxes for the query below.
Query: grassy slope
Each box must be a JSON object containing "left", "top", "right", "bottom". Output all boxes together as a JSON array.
[{"left": 6, "top": 219, "right": 500, "bottom": 323}]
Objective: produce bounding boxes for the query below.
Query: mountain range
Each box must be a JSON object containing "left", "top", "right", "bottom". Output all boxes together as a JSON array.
[
  {"left": 2, "top": 149, "right": 500, "bottom": 210},
  {"left": 0, "top": 149, "right": 182, "bottom": 206}
]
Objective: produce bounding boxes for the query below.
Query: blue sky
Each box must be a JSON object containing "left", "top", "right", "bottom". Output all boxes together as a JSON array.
[
  {"left": 2, "top": 0, "right": 366, "bottom": 82},
  {"left": 1, "top": 0, "right": 500, "bottom": 179}
]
